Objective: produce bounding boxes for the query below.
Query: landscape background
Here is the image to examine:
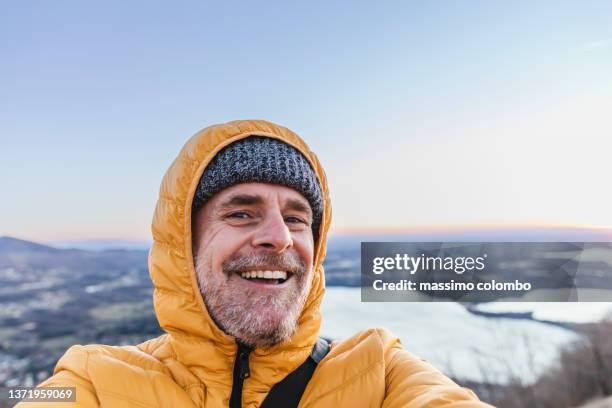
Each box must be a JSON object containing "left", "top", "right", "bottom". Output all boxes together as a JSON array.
[{"left": 1, "top": 231, "right": 612, "bottom": 407}]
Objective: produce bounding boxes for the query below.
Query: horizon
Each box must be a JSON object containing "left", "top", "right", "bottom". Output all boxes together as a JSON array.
[
  {"left": 3, "top": 224, "right": 612, "bottom": 251},
  {"left": 5, "top": 223, "right": 612, "bottom": 243}
]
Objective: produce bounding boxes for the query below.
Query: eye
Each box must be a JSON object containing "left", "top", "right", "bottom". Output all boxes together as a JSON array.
[
  {"left": 285, "top": 216, "right": 308, "bottom": 225},
  {"left": 226, "top": 211, "right": 251, "bottom": 220}
]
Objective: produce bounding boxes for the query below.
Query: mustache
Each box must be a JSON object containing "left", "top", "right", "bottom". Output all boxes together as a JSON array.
[{"left": 222, "top": 252, "right": 307, "bottom": 276}]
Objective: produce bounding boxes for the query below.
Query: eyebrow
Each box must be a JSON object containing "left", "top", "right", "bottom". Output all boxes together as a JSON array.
[
  {"left": 218, "top": 194, "right": 264, "bottom": 210},
  {"left": 285, "top": 198, "right": 312, "bottom": 217},
  {"left": 217, "top": 193, "right": 312, "bottom": 217}
]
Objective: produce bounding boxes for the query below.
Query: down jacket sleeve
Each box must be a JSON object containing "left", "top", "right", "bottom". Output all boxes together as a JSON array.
[
  {"left": 14, "top": 346, "right": 100, "bottom": 407},
  {"left": 379, "top": 330, "right": 494, "bottom": 408}
]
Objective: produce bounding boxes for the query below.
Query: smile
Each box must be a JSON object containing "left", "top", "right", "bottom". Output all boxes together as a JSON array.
[{"left": 238, "top": 270, "right": 290, "bottom": 285}]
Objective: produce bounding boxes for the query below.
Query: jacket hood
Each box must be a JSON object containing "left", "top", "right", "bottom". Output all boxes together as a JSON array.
[{"left": 148, "top": 120, "right": 332, "bottom": 388}]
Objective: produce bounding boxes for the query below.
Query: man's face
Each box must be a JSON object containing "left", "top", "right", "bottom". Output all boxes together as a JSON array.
[{"left": 192, "top": 182, "right": 315, "bottom": 348}]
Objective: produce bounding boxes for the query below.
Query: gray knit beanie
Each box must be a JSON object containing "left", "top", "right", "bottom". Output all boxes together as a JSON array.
[{"left": 192, "top": 136, "right": 323, "bottom": 240}]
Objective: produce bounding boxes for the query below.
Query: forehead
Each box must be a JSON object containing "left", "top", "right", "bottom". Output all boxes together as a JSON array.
[{"left": 211, "top": 182, "right": 310, "bottom": 208}]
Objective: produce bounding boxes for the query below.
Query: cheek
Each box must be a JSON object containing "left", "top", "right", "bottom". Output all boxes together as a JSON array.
[
  {"left": 293, "top": 233, "right": 315, "bottom": 267},
  {"left": 201, "top": 226, "right": 251, "bottom": 267}
]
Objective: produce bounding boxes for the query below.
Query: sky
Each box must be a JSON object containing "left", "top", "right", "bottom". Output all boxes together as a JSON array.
[{"left": 1, "top": 1, "right": 612, "bottom": 242}]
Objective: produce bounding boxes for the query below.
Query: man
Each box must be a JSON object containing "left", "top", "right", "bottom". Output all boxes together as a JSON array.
[{"left": 18, "top": 120, "right": 492, "bottom": 407}]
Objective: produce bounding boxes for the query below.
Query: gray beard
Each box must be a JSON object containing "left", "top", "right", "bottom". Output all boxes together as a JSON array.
[{"left": 194, "top": 251, "right": 311, "bottom": 349}]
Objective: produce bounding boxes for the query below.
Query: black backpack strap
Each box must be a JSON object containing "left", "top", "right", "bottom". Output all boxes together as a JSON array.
[{"left": 260, "top": 337, "right": 330, "bottom": 408}]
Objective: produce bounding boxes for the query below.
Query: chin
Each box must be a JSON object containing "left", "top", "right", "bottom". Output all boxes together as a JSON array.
[{"left": 238, "top": 305, "right": 300, "bottom": 347}]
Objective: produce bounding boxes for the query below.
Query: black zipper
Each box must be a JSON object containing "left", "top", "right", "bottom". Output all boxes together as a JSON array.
[{"left": 229, "top": 340, "right": 253, "bottom": 408}]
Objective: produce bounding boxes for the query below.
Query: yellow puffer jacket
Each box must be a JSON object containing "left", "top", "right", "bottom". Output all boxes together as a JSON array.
[{"left": 17, "top": 120, "right": 493, "bottom": 407}]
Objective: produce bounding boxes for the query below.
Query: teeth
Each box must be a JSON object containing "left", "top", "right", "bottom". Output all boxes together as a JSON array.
[{"left": 239, "top": 271, "right": 288, "bottom": 281}]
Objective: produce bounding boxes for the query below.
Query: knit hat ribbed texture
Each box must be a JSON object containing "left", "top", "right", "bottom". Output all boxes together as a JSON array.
[{"left": 192, "top": 136, "right": 323, "bottom": 240}]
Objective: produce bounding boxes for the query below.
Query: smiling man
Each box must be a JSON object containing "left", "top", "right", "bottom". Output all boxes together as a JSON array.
[
  {"left": 17, "top": 120, "right": 492, "bottom": 407},
  {"left": 193, "top": 183, "right": 315, "bottom": 350}
]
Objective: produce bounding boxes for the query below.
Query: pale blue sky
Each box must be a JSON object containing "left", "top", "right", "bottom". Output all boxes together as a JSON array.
[{"left": 2, "top": 1, "right": 611, "bottom": 241}]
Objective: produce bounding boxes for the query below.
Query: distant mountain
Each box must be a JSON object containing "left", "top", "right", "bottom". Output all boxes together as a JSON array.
[
  {"left": 0, "top": 236, "right": 148, "bottom": 272},
  {"left": 0, "top": 236, "right": 59, "bottom": 254}
]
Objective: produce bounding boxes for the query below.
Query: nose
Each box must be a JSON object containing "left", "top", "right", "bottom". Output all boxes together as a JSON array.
[{"left": 251, "top": 212, "right": 293, "bottom": 253}]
